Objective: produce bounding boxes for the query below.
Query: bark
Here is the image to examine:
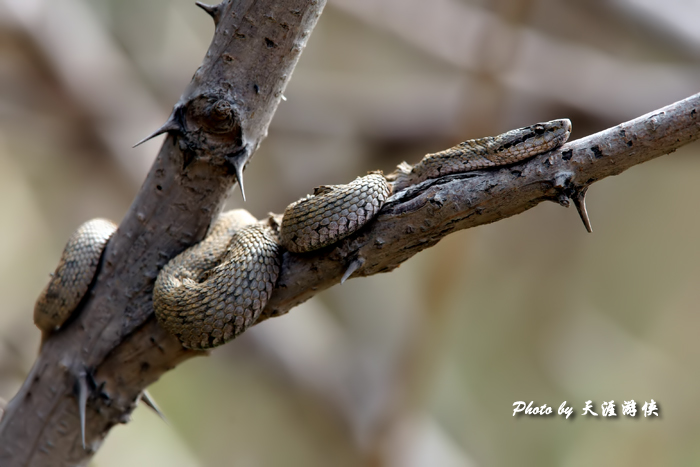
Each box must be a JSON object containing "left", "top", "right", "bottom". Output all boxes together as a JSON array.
[{"left": 0, "top": 0, "right": 699, "bottom": 465}]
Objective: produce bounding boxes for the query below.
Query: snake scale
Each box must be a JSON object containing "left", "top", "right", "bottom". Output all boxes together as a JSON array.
[{"left": 34, "top": 119, "right": 571, "bottom": 349}]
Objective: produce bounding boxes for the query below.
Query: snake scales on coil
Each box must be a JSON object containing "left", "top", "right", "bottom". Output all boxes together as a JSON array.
[{"left": 34, "top": 119, "right": 571, "bottom": 349}]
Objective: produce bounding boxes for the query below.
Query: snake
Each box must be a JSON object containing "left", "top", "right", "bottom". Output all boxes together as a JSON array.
[{"left": 34, "top": 119, "right": 571, "bottom": 349}]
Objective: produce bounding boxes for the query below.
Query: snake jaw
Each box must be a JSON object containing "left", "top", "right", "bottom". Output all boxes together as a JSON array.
[{"left": 548, "top": 118, "right": 572, "bottom": 149}]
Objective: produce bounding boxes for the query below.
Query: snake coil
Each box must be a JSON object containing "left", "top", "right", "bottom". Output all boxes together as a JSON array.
[{"left": 34, "top": 119, "right": 571, "bottom": 349}]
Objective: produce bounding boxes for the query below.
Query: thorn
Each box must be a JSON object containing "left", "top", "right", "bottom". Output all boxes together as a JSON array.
[
  {"left": 233, "top": 157, "right": 246, "bottom": 202},
  {"left": 141, "top": 390, "right": 169, "bottom": 425},
  {"left": 133, "top": 111, "right": 182, "bottom": 148},
  {"left": 572, "top": 187, "right": 592, "bottom": 233},
  {"left": 77, "top": 371, "right": 88, "bottom": 450},
  {"left": 341, "top": 258, "right": 365, "bottom": 284},
  {"left": 195, "top": 2, "right": 221, "bottom": 23},
  {"left": 226, "top": 147, "right": 250, "bottom": 201}
]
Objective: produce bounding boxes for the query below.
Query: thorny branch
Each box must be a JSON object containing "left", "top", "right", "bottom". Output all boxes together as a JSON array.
[
  {"left": 264, "top": 92, "right": 700, "bottom": 318},
  {"left": 0, "top": 0, "right": 699, "bottom": 465}
]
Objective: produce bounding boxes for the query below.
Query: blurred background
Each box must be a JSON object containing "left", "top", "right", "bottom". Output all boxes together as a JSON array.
[{"left": 1, "top": 0, "right": 699, "bottom": 465}]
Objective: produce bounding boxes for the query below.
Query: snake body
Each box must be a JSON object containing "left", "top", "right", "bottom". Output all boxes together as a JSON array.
[
  {"left": 34, "top": 218, "right": 116, "bottom": 332},
  {"left": 152, "top": 211, "right": 280, "bottom": 350},
  {"left": 389, "top": 119, "right": 571, "bottom": 190},
  {"left": 279, "top": 173, "right": 391, "bottom": 253},
  {"left": 34, "top": 119, "right": 571, "bottom": 349}
]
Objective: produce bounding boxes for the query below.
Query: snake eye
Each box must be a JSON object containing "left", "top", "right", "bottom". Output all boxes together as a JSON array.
[{"left": 534, "top": 125, "right": 545, "bottom": 135}]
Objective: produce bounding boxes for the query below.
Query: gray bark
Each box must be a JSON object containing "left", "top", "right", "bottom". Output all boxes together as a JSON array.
[{"left": 0, "top": 0, "right": 699, "bottom": 465}]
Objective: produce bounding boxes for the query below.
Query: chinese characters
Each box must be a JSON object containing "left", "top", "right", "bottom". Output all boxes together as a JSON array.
[{"left": 513, "top": 400, "right": 660, "bottom": 418}]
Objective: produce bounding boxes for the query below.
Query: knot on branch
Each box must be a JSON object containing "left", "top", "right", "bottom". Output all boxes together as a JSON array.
[
  {"left": 186, "top": 93, "right": 242, "bottom": 144},
  {"left": 158, "top": 91, "right": 246, "bottom": 172}
]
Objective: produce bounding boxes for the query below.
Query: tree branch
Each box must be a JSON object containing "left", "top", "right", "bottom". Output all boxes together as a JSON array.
[{"left": 263, "top": 93, "right": 700, "bottom": 318}]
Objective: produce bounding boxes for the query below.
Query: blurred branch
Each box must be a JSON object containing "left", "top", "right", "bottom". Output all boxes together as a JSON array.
[
  {"left": 331, "top": 0, "right": 700, "bottom": 121},
  {"left": 1, "top": 0, "right": 168, "bottom": 184}
]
